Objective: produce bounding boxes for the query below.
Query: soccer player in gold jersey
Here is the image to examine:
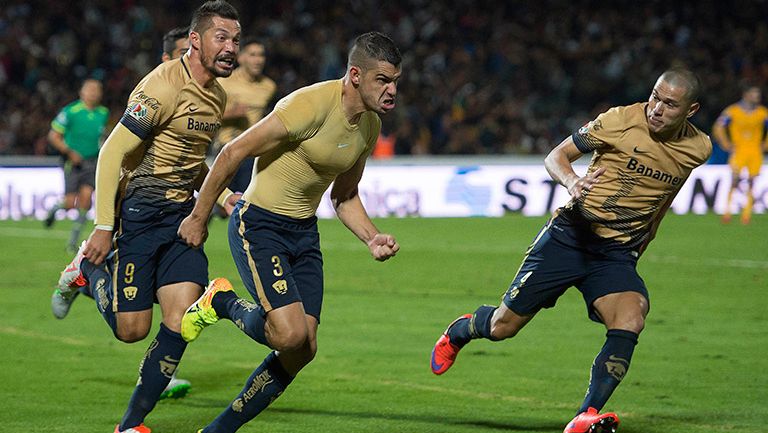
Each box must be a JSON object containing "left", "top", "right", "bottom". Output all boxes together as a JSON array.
[
  {"left": 216, "top": 37, "right": 277, "bottom": 193},
  {"left": 712, "top": 83, "right": 768, "bottom": 224},
  {"left": 54, "top": 2, "right": 241, "bottom": 432},
  {"left": 431, "top": 68, "right": 712, "bottom": 433},
  {"left": 177, "top": 31, "right": 401, "bottom": 433}
]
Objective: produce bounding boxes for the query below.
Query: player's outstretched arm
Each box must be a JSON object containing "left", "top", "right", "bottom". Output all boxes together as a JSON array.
[
  {"left": 83, "top": 124, "right": 144, "bottom": 265},
  {"left": 544, "top": 136, "right": 605, "bottom": 200},
  {"left": 331, "top": 156, "right": 399, "bottom": 262},
  {"left": 178, "top": 112, "right": 288, "bottom": 247}
]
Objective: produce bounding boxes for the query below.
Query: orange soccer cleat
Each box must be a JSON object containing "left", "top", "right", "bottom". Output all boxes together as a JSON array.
[
  {"left": 563, "top": 407, "right": 620, "bottom": 433},
  {"left": 114, "top": 423, "right": 151, "bottom": 433},
  {"left": 430, "top": 314, "right": 472, "bottom": 375}
]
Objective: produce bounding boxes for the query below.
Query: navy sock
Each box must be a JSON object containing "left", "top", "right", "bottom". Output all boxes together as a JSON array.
[
  {"left": 203, "top": 351, "right": 294, "bottom": 433},
  {"left": 212, "top": 291, "right": 268, "bottom": 346},
  {"left": 81, "top": 259, "right": 118, "bottom": 334},
  {"left": 578, "top": 329, "right": 639, "bottom": 413},
  {"left": 447, "top": 305, "right": 497, "bottom": 347},
  {"left": 78, "top": 284, "right": 94, "bottom": 299},
  {"left": 120, "top": 323, "right": 187, "bottom": 430}
]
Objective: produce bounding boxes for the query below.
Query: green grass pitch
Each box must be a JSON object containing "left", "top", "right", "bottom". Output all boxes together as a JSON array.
[{"left": 1, "top": 213, "right": 766, "bottom": 432}]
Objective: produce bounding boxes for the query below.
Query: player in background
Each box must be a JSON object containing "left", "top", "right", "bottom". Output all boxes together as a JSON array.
[
  {"left": 430, "top": 68, "right": 711, "bottom": 433},
  {"left": 177, "top": 31, "right": 401, "bottom": 433},
  {"left": 161, "top": 26, "right": 190, "bottom": 62},
  {"left": 44, "top": 79, "right": 109, "bottom": 253},
  {"left": 53, "top": 2, "right": 241, "bottom": 432},
  {"left": 712, "top": 83, "right": 768, "bottom": 225},
  {"left": 215, "top": 37, "right": 277, "bottom": 194}
]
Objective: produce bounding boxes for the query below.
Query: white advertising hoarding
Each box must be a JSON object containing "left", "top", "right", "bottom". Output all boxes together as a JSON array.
[{"left": 1, "top": 164, "right": 765, "bottom": 220}]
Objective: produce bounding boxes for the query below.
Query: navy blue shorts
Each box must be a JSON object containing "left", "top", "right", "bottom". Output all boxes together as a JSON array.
[
  {"left": 110, "top": 197, "right": 208, "bottom": 312},
  {"left": 502, "top": 214, "right": 649, "bottom": 323},
  {"left": 228, "top": 201, "right": 323, "bottom": 321}
]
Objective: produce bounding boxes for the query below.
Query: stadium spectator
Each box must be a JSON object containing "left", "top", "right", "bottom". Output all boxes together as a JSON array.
[{"left": 1, "top": 1, "right": 767, "bottom": 155}]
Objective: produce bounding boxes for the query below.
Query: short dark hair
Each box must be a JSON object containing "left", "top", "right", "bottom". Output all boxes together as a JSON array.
[
  {"left": 162, "top": 27, "right": 189, "bottom": 55},
  {"left": 240, "top": 37, "right": 264, "bottom": 52},
  {"left": 739, "top": 80, "right": 760, "bottom": 95},
  {"left": 660, "top": 67, "right": 701, "bottom": 104},
  {"left": 348, "top": 31, "right": 401, "bottom": 69},
  {"left": 190, "top": 0, "right": 239, "bottom": 35}
]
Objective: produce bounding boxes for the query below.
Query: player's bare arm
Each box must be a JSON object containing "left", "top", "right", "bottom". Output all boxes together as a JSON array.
[
  {"left": 192, "top": 163, "right": 241, "bottom": 215},
  {"left": 83, "top": 124, "right": 144, "bottom": 265},
  {"left": 545, "top": 136, "right": 605, "bottom": 200},
  {"left": 331, "top": 155, "right": 399, "bottom": 262},
  {"left": 178, "top": 111, "right": 288, "bottom": 247},
  {"left": 712, "top": 118, "right": 733, "bottom": 151}
]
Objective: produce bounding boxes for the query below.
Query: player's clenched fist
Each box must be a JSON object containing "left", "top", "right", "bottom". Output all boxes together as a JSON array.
[{"left": 367, "top": 233, "right": 400, "bottom": 261}]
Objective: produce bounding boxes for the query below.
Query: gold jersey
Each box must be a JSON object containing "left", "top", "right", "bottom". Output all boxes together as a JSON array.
[
  {"left": 570, "top": 102, "right": 711, "bottom": 252},
  {"left": 216, "top": 67, "right": 277, "bottom": 145},
  {"left": 243, "top": 79, "right": 381, "bottom": 218},
  {"left": 717, "top": 103, "right": 768, "bottom": 153},
  {"left": 119, "top": 55, "right": 226, "bottom": 205}
]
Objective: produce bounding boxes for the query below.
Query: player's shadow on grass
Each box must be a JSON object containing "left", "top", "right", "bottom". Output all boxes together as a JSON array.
[{"left": 271, "top": 407, "right": 560, "bottom": 431}]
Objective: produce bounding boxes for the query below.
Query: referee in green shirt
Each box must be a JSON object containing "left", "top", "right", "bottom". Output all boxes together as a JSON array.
[{"left": 45, "top": 79, "right": 109, "bottom": 252}]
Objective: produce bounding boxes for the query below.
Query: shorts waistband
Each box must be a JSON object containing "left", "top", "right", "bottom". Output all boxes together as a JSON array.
[{"left": 240, "top": 201, "right": 318, "bottom": 230}]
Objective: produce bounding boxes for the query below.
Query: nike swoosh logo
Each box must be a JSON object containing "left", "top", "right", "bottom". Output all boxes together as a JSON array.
[
  {"left": 337, "top": 143, "right": 350, "bottom": 148},
  {"left": 633, "top": 146, "right": 648, "bottom": 154},
  {"left": 430, "top": 352, "right": 444, "bottom": 372},
  {"left": 189, "top": 104, "right": 199, "bottom": 112}
]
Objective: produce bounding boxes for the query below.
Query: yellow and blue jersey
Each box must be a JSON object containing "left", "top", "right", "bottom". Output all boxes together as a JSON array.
[{"left": 716, "top": 103, "right": 768, "bottom": 152}]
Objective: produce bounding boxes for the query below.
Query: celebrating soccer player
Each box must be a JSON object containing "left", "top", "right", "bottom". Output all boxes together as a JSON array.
[
  {"left": 177, "top": 31, "right": 401, "bottom": 433},
  {"left": 53, "top": 2, "right": 241, "bottom": 432},
  {"left": 430, "top": 68, "right": 712, "bottom": 433}
]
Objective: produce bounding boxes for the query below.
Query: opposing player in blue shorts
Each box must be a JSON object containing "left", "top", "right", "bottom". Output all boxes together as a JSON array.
[
  {"left": 177, "top": 31, "right": 401, "bottom": 433},
  {"left": 54, "top": 2, "right": 241, "bottom": 432},
  {"left": 430, "top": 68, "right": 712, "bottom": 433}
]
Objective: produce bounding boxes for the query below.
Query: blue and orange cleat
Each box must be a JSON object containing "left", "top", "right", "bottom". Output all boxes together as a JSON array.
[
  {"left": 181, "top": 277, "right": 234, "bottom": 342},
  {"left": 430, "top": 314, "right": 472, "bottom": 375},
  {"left": 563, "top": 407, "right": 620, "bottom": 433},
  {"left": 114, "top": 423, "right": 151, "bottom": 433}
]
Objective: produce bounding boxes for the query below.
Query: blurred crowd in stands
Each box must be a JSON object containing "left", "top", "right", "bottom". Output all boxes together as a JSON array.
[{"left": 1, "top": 0, "right": 767, "bottom": 156}]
